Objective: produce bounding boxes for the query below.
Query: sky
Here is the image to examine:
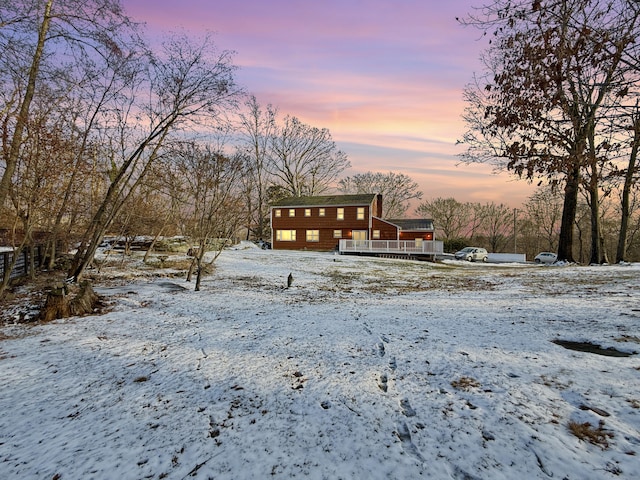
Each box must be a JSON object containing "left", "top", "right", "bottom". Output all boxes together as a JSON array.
[
  {"left": 2, "top": 245, "right": 639, "bottom": 478},
  {"left": 122, "top": 1, "right": 537, "bottom": 210}
]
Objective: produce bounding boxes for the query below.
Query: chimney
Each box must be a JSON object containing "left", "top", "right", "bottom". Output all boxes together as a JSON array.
[{"left": 376, "top": 194, "right": 383, "bottom": 218}]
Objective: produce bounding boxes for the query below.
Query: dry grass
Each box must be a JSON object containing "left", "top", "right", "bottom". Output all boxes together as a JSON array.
[
  {"left": 539, "top": 374, "right": 572, "bottom": 390},
  {"left": 614, "top": 335, "right": 640, "bottom": 344},
  {"left": 451, "top": 376, "right": 481, "bottom": 391},
  {"left": 627, "top": 399, "right": 640, "bottom": 409},
  {"left": 568, "top": 420, "right": 614, "bottom": 449}
]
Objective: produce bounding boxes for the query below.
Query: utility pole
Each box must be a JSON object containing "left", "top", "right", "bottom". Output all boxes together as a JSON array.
[{"left": 513, "top": 208, "right": 518, "bottom": 253}]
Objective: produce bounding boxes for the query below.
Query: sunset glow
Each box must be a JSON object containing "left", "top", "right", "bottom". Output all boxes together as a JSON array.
[{"left": 123, "top": 0, "right": 536, "bottom": 210}]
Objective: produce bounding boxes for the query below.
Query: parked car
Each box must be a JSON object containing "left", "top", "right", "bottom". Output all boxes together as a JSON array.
[
  {"left": 534, "top": 252, "right": 557, "bottom": 264},
  {"left": 454, "top": 247, "right": 488, "bottom": 262}
]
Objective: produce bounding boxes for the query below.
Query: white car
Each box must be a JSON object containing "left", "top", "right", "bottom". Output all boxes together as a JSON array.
[
  {"left": 454, "top": 247, "right": 488, "bottom": 262},
  {"left": 534, "top": 252, "right": 557, "bottom": 264}
]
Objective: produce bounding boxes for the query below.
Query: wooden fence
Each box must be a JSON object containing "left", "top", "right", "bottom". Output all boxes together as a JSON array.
[{"left": 0, "top": 246, "right": 45, "bottom": 282}]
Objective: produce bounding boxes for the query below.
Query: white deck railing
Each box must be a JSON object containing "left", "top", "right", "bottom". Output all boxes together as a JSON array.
[{"left": 339, "top": 239, "right": 444, "bottom": 256}]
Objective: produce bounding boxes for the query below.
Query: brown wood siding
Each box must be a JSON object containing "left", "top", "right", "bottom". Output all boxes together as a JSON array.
[
  {"left": 372, "top": 218, "right": 398, "bottom": 240},
  {"left": 272, "top": 205, "right": 373, "bottom": 251},
  {"left": 399, "top": 231, "right": 434, "bottom": 241}
]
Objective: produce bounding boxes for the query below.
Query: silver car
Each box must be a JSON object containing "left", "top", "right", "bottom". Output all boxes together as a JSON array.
[
  {"left": 454, "top": 247, "right": 488, "bottom": 262},
  {"left": 534, "top": 252, "right": 557, "bottom": 264}
]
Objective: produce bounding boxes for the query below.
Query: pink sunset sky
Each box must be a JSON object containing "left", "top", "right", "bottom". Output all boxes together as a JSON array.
[{"left": 122, "top": 0, "right": 536, "bottom": 210}]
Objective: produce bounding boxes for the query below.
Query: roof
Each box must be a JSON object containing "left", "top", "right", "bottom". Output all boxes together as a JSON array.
[
  {"left": 385, "top": 219, "right": 434, "bottom": 231},
  {"left": 271, "top": 194, "right": 378, "bottom": 207}
]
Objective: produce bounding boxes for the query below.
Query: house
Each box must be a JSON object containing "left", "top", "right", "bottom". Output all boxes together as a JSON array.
[{"left": 269, "top": 194, "right": 436, "bottom": 252}]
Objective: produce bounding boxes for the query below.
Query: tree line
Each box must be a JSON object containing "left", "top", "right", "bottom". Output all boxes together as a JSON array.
[
  {"left": 458, "top": 0, "right": 640, "bottom": 265},
  {"left": 417, "top": 186, "right": 640, "bottom": 263}
]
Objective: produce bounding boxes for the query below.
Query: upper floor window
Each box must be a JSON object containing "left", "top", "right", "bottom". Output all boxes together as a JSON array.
[
  {"left": 319, "top": 208, "right": 325, "bottom": 217},
  {"left": 357, "top": 207, "right": 365, "bottom": 220},
  {"left": 274, "top": 209, "right": 281, "bottom": 217},
  {"left": 305, "top": 209, "right": 311, "bottom": 217},
  {"left": 289, "top": 209, "right": 295, "bottom": 217},
  {"left": 337, "top": 208, "right": 344, "bottom": 220}
]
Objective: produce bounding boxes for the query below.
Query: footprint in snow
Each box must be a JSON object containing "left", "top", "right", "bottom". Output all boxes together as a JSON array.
[
  {"left": 389, "top": 356, "right": 397, "bottom": 371},
  {"left": 400, "top": 397, "right": 416, "bottom": 417},
  {"left": 378, "top": 373, "right": 388, "bottom": 392},
  {"left": 376, "top": 342, "right": 386, "bottom": 357},
  {"left": 396, "top": 422, "right": 425, "bottom": 462}
]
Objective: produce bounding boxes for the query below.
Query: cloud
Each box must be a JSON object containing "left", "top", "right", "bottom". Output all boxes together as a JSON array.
[{"left": 122, "top": 0, "right": 534, "bottom": 207}]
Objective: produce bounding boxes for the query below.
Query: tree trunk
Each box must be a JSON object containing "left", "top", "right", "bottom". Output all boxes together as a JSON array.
[
  {"left": 40, "top": 281, "right": 101, "bottom": 321},
  {"left": 143, "top": 226, "right": 165, "bottom": 263},
  {"left": 616, "top": 115, "right": 639, "bottom": 263},
  {"left": 40, "top": 284, "right": 70, "bottom": 322},
  {"left": 557, "top": 164, "right": 580, "bottom": 263},
  {"left": 588, "top": 182, "right": 602, "bottom": 264},
  {"left": 195, "top": 256, "right": 202, "bottom": 291},
  {"left": 186, "top": 257, "right": 195, "bottom": 282}
]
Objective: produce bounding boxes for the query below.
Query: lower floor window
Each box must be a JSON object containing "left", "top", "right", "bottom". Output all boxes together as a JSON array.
[
  {"left": 276, "top": 230, "right": 296, "bottom": 241},
  {"left": 333, "top": 230, "right": 342, "bottom": 239},
  {"left": 373, "top": 230, "right": 380, "bottom": 239},
  {"left": 306, "top": 230, "right": 319, "bottom": 242}
]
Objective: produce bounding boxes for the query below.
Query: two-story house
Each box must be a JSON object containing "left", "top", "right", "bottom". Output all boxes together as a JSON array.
[{"left": 270, "top": 194, "right": 435, "bottom": 251}]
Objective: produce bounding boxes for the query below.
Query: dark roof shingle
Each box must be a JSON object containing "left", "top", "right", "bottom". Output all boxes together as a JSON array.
[
  {"left": 271, "top": 194, "right": 377, "bottom": 207},
  {"left": 386, "top": 219, "right": 434, "bottom": 230}
]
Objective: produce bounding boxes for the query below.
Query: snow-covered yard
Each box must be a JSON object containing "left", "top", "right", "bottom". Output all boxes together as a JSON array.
[{"left": 1, "top": 244, "right": 639, "bottom": 479}]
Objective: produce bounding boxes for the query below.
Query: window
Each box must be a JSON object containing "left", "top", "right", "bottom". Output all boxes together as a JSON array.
[
  {"left": 289, "top": 209, "right": 295, "bottom": 217},
  {"left": 333, "top": 230, "right": 342, "bottom": 239},
  {"left": 306, "top": 230, "right": 319, "bottom": 242},
  {"left": 319, "top": 208, "right": 325, "bottom": 217},
  {"left": 373, "top": 230, "right": 380, "bottom": 239},
  {"left": 305, "top": 209, "right": 311, "bottom": 217},
  {"left": 275, "top": 209, "right": 281, "bottom": 217},
  {"left": 276, "top": 230, "right": 296, "bottom": 241},
  {"left": 415, "top": 238, "right": 423, "bottom": 248},
  {"left": 337, "top": 208, "right": 344, "bottom": 220},
  {"left": 357, "top": 207, "right": 365, "bottom": 220}
]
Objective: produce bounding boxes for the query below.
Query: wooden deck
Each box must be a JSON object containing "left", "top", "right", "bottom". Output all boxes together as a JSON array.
[{"left": 338, "top": 239, "right": 444, "bottom": 259}]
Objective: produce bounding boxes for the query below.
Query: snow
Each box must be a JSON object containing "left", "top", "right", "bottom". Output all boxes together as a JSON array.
[{"left": 1, "top": 244, "right": 640, "bottom": 479}]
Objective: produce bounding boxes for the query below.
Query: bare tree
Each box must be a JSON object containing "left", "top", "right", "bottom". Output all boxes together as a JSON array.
[
  {"left": 269, "top": 115, "right": 350, "bottom": 197},
  {"left": 415, "top": 197, "right": 470, "bottom": 240},
  {"left": 68, "top": 33, "right": 242, "bottom": 281},
  {"left": 176, "top": 142, "right": 245, "bottom": 291},
  {"left": 338, "top": 171, "right": 422, "bottom": 219},
  {"left": 479, "top": 202, "right": 514, "bottom": 253},
  {"left": 237, "top": 95, "right": 277, "bottom": 240},
  {"left": 523, "top": 187, "right": 563, "bottom": 252}
]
